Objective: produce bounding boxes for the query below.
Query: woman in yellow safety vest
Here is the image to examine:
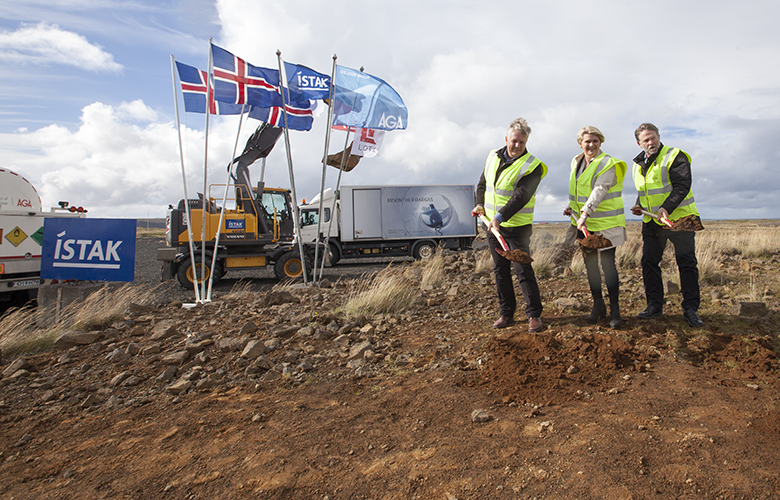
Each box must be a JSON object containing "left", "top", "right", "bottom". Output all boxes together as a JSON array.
[{"left": 563, "top": 126, "right": 627, "bottom": 329}]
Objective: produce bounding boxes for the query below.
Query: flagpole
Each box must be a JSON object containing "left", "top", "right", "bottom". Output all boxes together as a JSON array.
[
  {"left": 318, "top": 127, "right": 350, "bottom": 280},
  {"left": 198, "top": 39, "right": 217, "bottom": 303},
  {"left": 313, "top": 54, "right": 338, "bottom": 281},
  {"left": 170, "top": 55, "right": 201, "bottom": 303},
  {"left": 276, "top": 50, "right": 309, "bottom": 284},
  {"left": 206, "top": 105, "right": 247, "bottom": 302}
]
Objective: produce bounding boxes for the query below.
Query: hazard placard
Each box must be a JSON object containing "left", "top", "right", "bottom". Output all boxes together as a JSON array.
[{"left": 5, "top": 226, "right": 28, "bottom": 247}]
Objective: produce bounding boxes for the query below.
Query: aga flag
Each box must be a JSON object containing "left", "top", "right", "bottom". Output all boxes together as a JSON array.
[
  {"left": 350, "top": 128, "right": 385, "bottom": 157},
  {"left": 332, "top": 65, "right": 407, "bottom": 131},
  {"left": 175, "top": 60, "right": 244, "bottom": 115}
]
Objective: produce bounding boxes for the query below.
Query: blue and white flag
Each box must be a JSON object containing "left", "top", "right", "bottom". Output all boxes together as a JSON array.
[
  {"left": 284, "top": 62, "right": 331, "bottom": 100},
  {"left": 332, "top": 65, "right": 408, "bottom": 131}
]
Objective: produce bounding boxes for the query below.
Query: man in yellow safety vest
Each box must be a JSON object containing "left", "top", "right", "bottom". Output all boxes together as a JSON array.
[
  {"left": 631, "top": 123, "right": 704, "bottom": 327},
  {"left": 474, "top": 117, "right": 548, "bottom": 332}
]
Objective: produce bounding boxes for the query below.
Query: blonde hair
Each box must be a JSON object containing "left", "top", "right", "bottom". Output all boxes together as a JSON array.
[{"left": 577, "top": 126, "right": 605, "bottom": 144}]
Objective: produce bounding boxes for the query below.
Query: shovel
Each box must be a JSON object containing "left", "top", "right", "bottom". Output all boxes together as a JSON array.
[
  {"left": 570, "top": 214, "right": 612, "bottom": 250},
  {"left": 477, "top": 213, "right": 533, "bottom": 263},
  {"left": 478, "top": 213, "right": 509, "bottom": 251},
  {"left": 569, "top": 214, "right": 590, "bottom": 238},
  {"left": 637, "top": 208, "right": 673, "bottom": 228}
]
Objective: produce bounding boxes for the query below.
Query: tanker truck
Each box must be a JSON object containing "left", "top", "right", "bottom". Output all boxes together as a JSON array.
[{"left": 0, "top": 168, "right": 86, "bottom": 308}]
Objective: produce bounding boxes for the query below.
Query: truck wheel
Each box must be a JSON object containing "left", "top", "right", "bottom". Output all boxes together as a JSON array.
[
  {"left": 176, "top": 256, "right": 223, "bottom": 288},
  {"left": 412, "top": 240, "right": 437, "bottom": 260},
  {"left": 274, "top": 251, "right": 311, "bottom": 280},
  {"left": 327, "top": 242, "right": 341, "bottom": 266}
]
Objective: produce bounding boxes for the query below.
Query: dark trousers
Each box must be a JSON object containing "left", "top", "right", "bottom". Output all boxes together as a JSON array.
[
  {"left": 583, "top": 247, "right": 619, "bottom": 305},
  {"left": 641, "top": 222, "right": 700, "bottom": 311},
  {"left": 487, "top": 224, "right": 543, "bottom": 319}
]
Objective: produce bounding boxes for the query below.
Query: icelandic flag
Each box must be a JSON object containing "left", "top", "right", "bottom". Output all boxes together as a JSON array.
[
  {"left": 175, "top": 60, "right": 244, "bottom": 115},
  {"left": 283, "top": 62, "right": 331, "bottom": 100},
  {"left": 211, "top": 43, "right": 289, "bottom": 108},
  {"left": 248, "top": 100, "right": 316, "bottom": 131},
  {"left": 332, "top": 65, "right": 408, "bottom": 131}
]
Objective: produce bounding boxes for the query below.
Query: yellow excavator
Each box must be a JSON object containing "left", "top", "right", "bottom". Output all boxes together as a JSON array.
[{"left": 159, "top": 124, "right": 314, "bottom": 287}]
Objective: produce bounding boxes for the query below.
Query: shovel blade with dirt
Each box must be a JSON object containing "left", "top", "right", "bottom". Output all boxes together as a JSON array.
[
  {"left": 476, "top": 213, "right": 533, "bottom": 263},
  {"left": 569, "top": 215, "right": 613, "bottom": 250},
  {"left": 634, "top": 206, "right": 704, "bottom": 231}
]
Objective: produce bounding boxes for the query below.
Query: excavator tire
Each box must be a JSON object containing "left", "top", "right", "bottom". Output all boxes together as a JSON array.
[
  {"left": 274, "top": 251, "right": 311, "bottom": 280},
  {"left": 176, "top": 255, "right": 224, "bottom": 288}
]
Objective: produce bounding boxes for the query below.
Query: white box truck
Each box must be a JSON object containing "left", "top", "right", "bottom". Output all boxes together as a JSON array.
[
  {"left": 0, "top": 168, "right": 86, "bottom": 307},
  {"left": 299, "top": 184, "right": 476, "bottom": 263}
]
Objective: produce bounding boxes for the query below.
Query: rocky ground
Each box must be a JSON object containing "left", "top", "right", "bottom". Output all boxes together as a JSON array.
[{"left": 1, "top": 229, "right": 779, "bottom": 499}]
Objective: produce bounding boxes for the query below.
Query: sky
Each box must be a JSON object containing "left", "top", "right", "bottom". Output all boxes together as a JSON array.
[{"left": 1, "top": 0, "right": 779, "bottom": 221}]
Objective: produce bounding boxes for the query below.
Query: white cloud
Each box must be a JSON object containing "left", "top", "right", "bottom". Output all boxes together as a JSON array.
[
  {"left": 0, "top": 22, "right": 122, "bottom": 73},
  {"left": 0, "top": 100, "right": 254, "bottom": 218}
]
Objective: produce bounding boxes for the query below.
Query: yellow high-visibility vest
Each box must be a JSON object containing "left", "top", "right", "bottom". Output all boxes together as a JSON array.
[
  {"left": 633, "top": 145, "right": 698, "bottom": 225},
  {"left": 568, "top": 152, "right": 626, "bottom": 232},
  {"left": 484, "top": 150, "right": 548, "bottom": 227}
]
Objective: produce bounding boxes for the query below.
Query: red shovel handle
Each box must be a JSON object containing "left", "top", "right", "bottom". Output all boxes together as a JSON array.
[
  {"left": 570, "top": 215, "right": 590, "bottom": 238},
  {"left": 478, "top": 214, "right": 509, "bottom": 252}
]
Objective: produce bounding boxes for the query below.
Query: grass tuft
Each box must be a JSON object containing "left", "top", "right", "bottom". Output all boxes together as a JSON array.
[
  {"left": 419, "top": 251, "right": 445, "bottom": 289},
  {"left": 341, "top": 265, "right": 418, "bottom": 318},
  {"left": 0, "top": 284, "right": 155, "bottom": 357}
]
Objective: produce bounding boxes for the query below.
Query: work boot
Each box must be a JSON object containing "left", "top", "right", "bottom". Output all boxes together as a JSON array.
[
  {"left": 609, "top": 303, "right": 622, "bottom": 330},
  {"left": 638, "top": 305, "right": 663, "bottom": 319},
  {"left": 586, "top": 296, "right": 607, "bottom": 324},
  {"left": 683, "top": 308, "right": 704, "bottom": 328},
  {"left": 492, "top": 315, "right": 514, "bottom": 329}
]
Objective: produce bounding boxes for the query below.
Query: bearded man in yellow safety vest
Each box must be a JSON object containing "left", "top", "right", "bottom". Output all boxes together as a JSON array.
[
  {"left": 474, "top": 117, "right": 548, "bottom": 332},
  {"left": 631, "top": 123, "right": 704, "bottom": 328}
]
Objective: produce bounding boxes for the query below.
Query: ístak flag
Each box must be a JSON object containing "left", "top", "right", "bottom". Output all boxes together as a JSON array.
[
  {"left": 175, "top": 60, "right": 245, "bottom": 115},
  {"left": 284, "top": 62, "right": 331, "bottom": 100},
  {"left": 350, "top": 128, "right": 385, "bottom": 157},
  {"left": 211, "top": 43, "right": 307, "bottom": 108},
  {"left": 248, "top": 100, "right": 317, "bottom": 131},
  {"left": 332, "top": 65, "right": 408, "bottom": 131}
]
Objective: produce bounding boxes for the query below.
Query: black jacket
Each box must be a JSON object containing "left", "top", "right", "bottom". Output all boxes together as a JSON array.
[
  {"left": 476, "top": 146, "right": 543, "bottom": 222},
  {"left": 632, "top": 143, "right": 692, "bottom": 214}
]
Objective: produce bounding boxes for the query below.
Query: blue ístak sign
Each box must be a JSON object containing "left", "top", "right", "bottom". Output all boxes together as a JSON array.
[{"left": 41, "top": 218, "right": 137, "bottom": 282}]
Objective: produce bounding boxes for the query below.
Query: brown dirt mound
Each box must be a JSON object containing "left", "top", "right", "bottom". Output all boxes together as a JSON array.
[
  {"left": 680, "top": 333, "right": 779, "bottom": 379},
  {"left": 580, "top": 233, "right": 612, "bottom": 250},
  {"left": 671, "top": 214, "right": 705, "bottom": 231},
  {"left": 498, "top": 248, "right": 533, "bottom": 263},
  {"left": 473, "top": 332, "right": 651, "bottom": 405}
]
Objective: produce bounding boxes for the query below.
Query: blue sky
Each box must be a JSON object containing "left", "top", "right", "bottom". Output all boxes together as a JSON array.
[{"left": 1, "top": 0, "right": 779, "bottom": 220}]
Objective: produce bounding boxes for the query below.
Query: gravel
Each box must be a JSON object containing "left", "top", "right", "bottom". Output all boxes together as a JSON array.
[{"left": 133, "top": 235, "right": 407, "bottom": 305}]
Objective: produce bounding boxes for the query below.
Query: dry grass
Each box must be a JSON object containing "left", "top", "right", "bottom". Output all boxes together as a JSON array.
[
  {"left": 702, "top": 222, "right": 780, "bottom": 258},
  {"left": 136, "top": 227, "right": 167, "bottom": 238},
  {"left": 0, "top": 284, "right": 154, "bottom": 357},
  {"left": 418, "top": 251, "right": 445, "bottom": 289},
  {"left": 615, "top": 232, "right": 643, "bottom": 269},
  {"left": 474, "top": 248, "right": 493, "bottom": 274},
  {"left": 223, "top": 280, "right": 258, "bottom": 300},
  {"left": 341, "top": 265, "right": 418, "bottom": 318}
]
